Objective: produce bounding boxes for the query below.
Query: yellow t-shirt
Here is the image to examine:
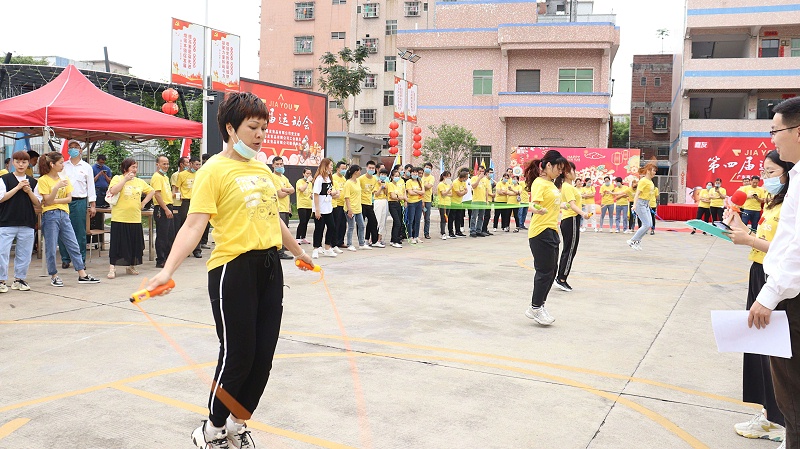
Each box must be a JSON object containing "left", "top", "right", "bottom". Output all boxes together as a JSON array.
[
  {"left": 650, "top": 187, "right": 660, "bottom": 208},
  {"left": 495, "top": 180, "right": 510, "bottom": 203},
  {"left": 637, "top": 178, "right": 655, "bottom": 203},
  {"left": 422, "top": 174, "right": 435, "bottom": 202},
  {"left": 471, "top": 176, "right": 490, "bottom": 202},
  {"left": 343, "top": 179, "right": 363, "bottom": 214},
  {"left": 295, "top": 178, "right": 313, "bottom": 209},
  {"left": 506, "top": 183, "right": 520, "bottom": 205},
  {"left": 741, "top": 186, "right": 766, "bottom": 211},
  {"left": 582, "top": 186, "right": 596, "bottom": 205},
  {"left": 25, "top": 167, "right": 33, "bottom": 177},
  {"left": 176, "top": 170, "right": 197, "bottom": 200},
  {"left": 388, "top": 178, "right": 405, "bottom": 201},
  {"left": 272, "top": 173, "right": 291, "bottom": 213},
  {"left": 561, "top": 183, "right": 581, "bottom": 219},
  {"left": 358, "top": 174, "right": 378, "bottom": 205},
  {"left": 405, "top": 178, "right": 423, "bottom": 203},
  {"left": 150, "top": 171, "right": 173, "bottom": 205},
  {"left": 750, "top": 203, "right": 781, "bottom": 264},
  {"left": 613, "top": 186, "right": 632, "bottom": 206},
  {"left": 451, "top": 179, "right": 466, "bottom": 205},
  {"left": 600, "top": 184, "right": 615, "bottom": 206},
  {"left": 708, "top": 187, "right": 726, "bottom": 208},
  {"left": 520, "top": 187, "right": 530, "bottom": 204},
  {"left": 374, "top": 178, "right": 389, "bottom": 200},
  {"left": 437, "top": 181, "right": 452, "bottom": 207},
  {"left": 188, "top": 156, "right": 282, "bottom": 271},
  {"left": 332, "top": 174, "right": 347, "bottom": 207},
  {"left": 0, "top": 169, "right": 8, "bottom": 176},
  {"left": 697, "top": 189, "right": 711, "bottom": 208},
  {"left": 528, "top": 177, "right": 561, "bottom": 238},
  {"left": 38, "top": 175, "right": 73, "bottom": 213},
  {"left": 109, "top": 176, "right": 153, "bottom": 223},
  {"left": 170, "top": 171, "right": 182, "bottom": 206}
]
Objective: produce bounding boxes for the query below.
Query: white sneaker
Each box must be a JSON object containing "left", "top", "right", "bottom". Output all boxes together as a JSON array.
[
  {"left": 595, "top": 228, "right": 601, "bottom": 233},
  {"left": 0, "top": 282, "right": 7, "bottom": 293},
  {"left": 347, "top": 245, "right": 357, "bottom": 251},
  {"left": 626, "top": 239, "right": 638, "bottom": 250},
  {"left": 192, "top": 422, "right": 230, "bottom": 449},
  {"left": 333, "top": 247, "right": 344, "bottom": 254},
  {"left": 580, "top": 227, "right": 586, "bottom": 233},
  {"left": 390, "top": 242, "right": 403, "bottom": 248},
  {"left": 312, "top": 248, "right": 319, "bottom": 259},
  {"left": 442, "top": 235, "right": 448, "bottom": 240},
  {"left": 323, "top": 249, "right": 338, "bottom": 257},
  {"left": 525, "top": 306, "right": 555, "bottom": 326},
  {"left": 359, "top": 245, "right": 373, "bottom": 250},
  {"left": 226, "top": 420, "right": 254, "bottom": 449},
  {"left": 372, "top": 242, "right": 385, "bottom": 248},
  {"left": 734, "top": 410, "right": 785, "bottom": 441}
]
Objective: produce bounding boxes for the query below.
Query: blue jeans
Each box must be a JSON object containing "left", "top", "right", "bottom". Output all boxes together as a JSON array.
[
  {"left": 423, "top": 201, "right": 432, "bottom": 236},
  {"left": 615, "top": 205, "right": 629, "bottom": 231},
  {"left": 407, "top": 201, "right": 423, "bottom": 238},
  {"left": 741, "top": 210, "right": 761, "bottom": 229},
  {"left": 600, "top": 204, "right": 614, "bottom": 229},
  {"left": 631, "top": 200, "right": 653, "bottom": 242},
  {"left": 469, "top": 202, "right": 486, "bottom": 234},
  {"left": 0, "top": 226, "right": 35, "bottom": 281},
  {"left": 42, "top": 209, "right": 85, "bottom": 276},
  {"left": 58, "top": 197, "right": 87, "bottom": 264},
  {"left": 518, "top": 206, "right": 528, "bottom": 228},
  {"left": 346, "top": 212, "right": 365, "bottom": 247}
]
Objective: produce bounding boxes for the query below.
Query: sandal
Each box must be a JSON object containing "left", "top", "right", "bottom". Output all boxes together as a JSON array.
[
  {"left": 126, "top": 266, "right": 139, "bottom": 275},
  {"left": 107, "top": 266, "right": 116, "bottom": 279}
]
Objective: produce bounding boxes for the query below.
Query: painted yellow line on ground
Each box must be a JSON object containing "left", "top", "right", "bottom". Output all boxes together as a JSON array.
[
  {"left": 0, "top": 320, "right": 213, "bottom": 329},
  {"left": 0, "top": 418, "right": 30, "bottom": 440}
]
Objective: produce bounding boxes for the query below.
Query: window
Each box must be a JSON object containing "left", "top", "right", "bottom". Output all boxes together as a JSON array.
[
  {"left": 654, "top": 77, "right": 661, "bottom": 87},
  {"left": 360, "top": 109, "right": 377, "bottom": 124},
  {"left": 471, "top": 146, "right": 492, "bottom": 171},
  {"left": 294, "top": 36, "right": 314, "bottom": 54},
  {"left": 761, "top": 39, "right": 779, "bottom": 58},
  {"left": 558, "top": 68, "right": 593, "bottom": 93},
  {"left": 384, "top": 90, "right": 394, "bottom": 106},
  {"left": 363, "top": 38, "right": 379, "bottom": 53},
  {"left": 293, "top": 70, "right": 313, "bottom": 88},
  {"left": 424, "top": 2, "right": 428, "bottom": 11},
  {"left": 386, "top": 20, "right": 397, "bottom": 35},
  {"left": 516, "top": 70, "right": 540, "bottom": 92},
  {"left": 329, "top": 100, "right": 342, "bottom": 109},
  {"left": 364, "top": 74, "right": 377, "bottom": 88},
  {"left": 657, "top": 147, "right": 669, "bottom": 158},
  {"left": 653, "top": 114, "right": 668, "bottom": 131},
  {"left": 757, "top": 99, "right": 781, "bottom": 119},
  {"left": 638, "top": 115, "right": 645, "bottom": 125},
  {"left": 384, "top": 56, "right": 396, "bottom": 72},
  {"left": 640, "top": 77, "right": 647, "bottom": 86},
  {"left": 362, "top": 3, "right": 379, "bottom": 18},
  {"left": 473, "top": 70, "right": 493, "bottom": 95},
  {"left": 792, "top": 38, "right": 800, "bottom": 57},
  {"left": 331, "top": 32, "right": 346, "bottom": 40},
  {"left": 333, "top": 0, "right": 345, "bottom": 4},
  {"left": 404, "top": 1, "right": 421, "bottom": 16},
  {"left": 295, "top": 2, "right": 315, "bottom": 20}
]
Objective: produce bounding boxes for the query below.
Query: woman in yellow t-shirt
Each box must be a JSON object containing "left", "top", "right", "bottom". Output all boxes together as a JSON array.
[
  {"left": 387, "top": 168, "right": 408, "bottom": 247},
  {"left": 507, "top": 175, "right": 521, "bottom": 232},
  {"left": 295, "top": 168, "right": 313, "bottom": 245},
  {"left": 436, "top": 171, "right": 453, "bottom": 239},
  {"left": 628, "top": 163, "right": 657, "bottom": 250},
  {"left": 723, "top": 150, "right": 791, "bottom": 438},
  {"left": 35, "top": 152, "right": 101, "bottom": 287},
  {"left": 146, "top": 93, "right": 313, "bottom": 446},
  {"left": 106, "top": 158, "right": 155, "bottom": 278},
  {"left": 405, "top": 167, "right": 425, "bottom": 244},
  {"left": 555, "top": 162, "right": 591, "bottom": 292},
  {"left": 598, "top": 175, "right": 615, "bottom": 232},
  {"left": 612, "top": 177, "right": 632, "bottom": 233},
  {"left": 518, "top": 176, "right": 530, "bottom": 231},
  {"left": 691, "top": 180, "right": 713, "bottom": 235},
  {"left": 344, "top": 165, "right": 369, "bottom": 251},
  {"left": 524, "top": 150, "right": 570, "bottom": 327}
]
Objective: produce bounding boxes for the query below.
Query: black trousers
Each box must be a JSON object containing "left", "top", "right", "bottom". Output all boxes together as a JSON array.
[
  {"left": 179, "top": 199, "right": 201, "bottom": 254},
  {"left": 481, "top": 204, "right": 491, "bottom": 232},
  {"left": 207, "top": 249, "right": 283, "bottom": 428},
  {"left": 710, "top": 206, "right": 723, "bottom": 222},
  {"left": 772, "top": 294, "right": 800, "bottom": 448},
  {"left": 389, "top": 201, "right": 403, "bottom": 244},
  {"left": 557, "top": 216, "right": 580, "bottom": 282},
  {"left": 333, "top": 206, "right": 346, "bottom": 247},
  {"left": 529, "top": 228, "right": 560, "bottom": 307},
  {"left": 439, "top": 207, "right": 448, "bottom": 235},
  {"left": 153, "top": 207, "right": 175, "bottom": 265},
  {"left": 493, "top": 202, "right": 506, "bottom": 228},
  {"left": 696, "top": 206, "right": 711, "bottom": 222},
  {"left": 200, "top": 222, "right": 210, "bottom": 245},
  {"left": 500, "top": 207, "right": 512, "bottom": 229},
  {"left": 362, "top": 204, "right": 378, "bottom": 244},
  {"left": 312, "top": 213, "right": 335, "bottom": 248},
  {"left": 744, "top": 262, "right": 784, "bottom": 426},
  {"left": 451, "top": 208, "right": 465, "bottom": 234},
  {"left": 295, "top": 208, "right": 311, "bottom": 239}
]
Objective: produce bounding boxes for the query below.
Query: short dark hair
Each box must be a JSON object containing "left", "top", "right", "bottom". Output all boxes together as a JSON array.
[
  {"left": 404, "top": 164, "right": 412, "bottom": 170},
  {"left": 379, "top": 168, "right": 389, "bottom": 175},
  {"left": 603, "top": 175, "right": 610, "bottom": 180},
  {"left": 189, "top": 157, "right": 200, "bottom": 164},
  {"left": 773, "top": 97, "right": 800, "bottom": 127},
  {"left": 614, "top": 176, "right": 623, "bottom": 183},
  {"left": 346, "top": 164, "right": 361, "bottom": 179},
  {"left": 715, "top": 178, "right": 722, "bottom": 182},
  {"left": 273, "top": 156, "right": 283, "bottom": 163},
  {"left": 751, "top": 175, "right": 760, "bottom": 180},
  {"left": 336, "top": 161, "right": 347, "bottom": 169},
  {"left": 96, "top": 154, "right": 107, "bottom": 161},
  {"left": 424, "top": 162, "right": 433, "bottom": 168},
  {"left": 202, "top": 153, "right": 211, "bottom": 162},
  {"left": 121, "top": 158, "right": 137, "bottom": 173},
  {"left": 217, "top": 92, "right": 269, "bottom": 143},
  {"left": 366, "top": 160, "right": 376, "bottom": 167},
  {"left": 178, "top": 157, "right": 188, "bottom": 165},
  {"left": 27, "top": 150, "right": 39, "bottom": 159},
  {"left": 11, "top": 151, "right": 29, "bottom": 161}
]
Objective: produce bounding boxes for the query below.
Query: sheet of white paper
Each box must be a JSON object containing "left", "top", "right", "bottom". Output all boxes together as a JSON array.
[{"left": 711, "top": 310, "right": 792, "bottom": 359}]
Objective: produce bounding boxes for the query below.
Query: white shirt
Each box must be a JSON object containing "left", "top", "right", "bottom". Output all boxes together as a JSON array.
[
  {"left": 758, "top": 164, "right": 800, "bottom": 310},
  {"left": 62, "top": 159, "right": 96, "bottom": 202},
  {"left": 462, "top": 179, "right": 473, "bottom": 202},
  {"left": 312, "top": 176, "right": 333, "bottom": 214}
]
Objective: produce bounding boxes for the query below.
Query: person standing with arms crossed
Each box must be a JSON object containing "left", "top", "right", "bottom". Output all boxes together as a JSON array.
[
  {"left": 150, "top": 155, "right": 175, "bottom": 269},
  {"left": 271, "top": 156, "right": 295, "bottom": 260},
  {"left": 59, "top": 141, "right": 96, "bottom": 269},
  {"left": 175, "top": 157, "right": 202, "bottom": 258}
]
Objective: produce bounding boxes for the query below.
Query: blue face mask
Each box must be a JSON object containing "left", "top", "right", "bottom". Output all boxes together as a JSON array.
[
  {"left": 763, "top": 176, "right": 785, "bottom": 195},
  {"left": 424, "top": 168, "right": 431, "bottom": 174},
  {"left": 512, "top": 179, "right": 519, "bottom": 185},
  {"left": 393, "top": 176, "right": 401, "bottom": 182},
  {"left": 190, "top": 167, "right": 197, "bottom": 173},
  {"left": 68, "top": 148, "right": 80, "bottom": 158},
  {"left": 367, "top": 169, "right": 375, "bottom": 175},
  {"left": 379, "top": 175, "right": 388, "bottom": 182},
  {"left": 488, "top": 173, "right": 494, "bottom": 180},
  {"left": 339, "top": 169, "right": 347, "bottom": 176},
  {"left": 411, "top": 174, "right": 418, "bottom": 180},
  {"left": 159, "top": 169, "right": 167, "bottom": 175},
  {"left": 232, "top": 131, "right": 257, "bottom": 160},
  {"left": 274, "top": 166, "right": 285, "bottom": 174}
]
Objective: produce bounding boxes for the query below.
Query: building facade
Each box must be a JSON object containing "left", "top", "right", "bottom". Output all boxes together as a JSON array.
[
  {"left": 671, "top": 0, "right": 800, "bottom": 201},
  {"left": 630, "top": 54, "right": 673, "bottom": 169}
]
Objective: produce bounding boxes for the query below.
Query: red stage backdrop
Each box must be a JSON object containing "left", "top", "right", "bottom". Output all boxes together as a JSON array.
[
  {"left": 240, "top": 79, "right": 327, "bottom": 166},
  {"left": 686, "top": 137, "right": 774, "bottom": 192}
]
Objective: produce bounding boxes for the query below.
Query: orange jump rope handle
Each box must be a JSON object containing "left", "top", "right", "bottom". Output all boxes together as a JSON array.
[
  {"left": 130, "top": 279, "right": 176, "bottom": 303},
  {"left": 295, "top": 259, "right": 321, "bottom": 272}
]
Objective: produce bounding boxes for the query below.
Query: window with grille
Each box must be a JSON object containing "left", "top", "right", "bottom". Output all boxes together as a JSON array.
[
  {"left": 363, "top": 38, "right": 378, "bottom": 53},
  {"left": 558, "top": 68, "right": 593, "bottom": 93},
  {"left": 386, "top": 20, "right": 397, "bottom": 35},
  {"left": 362, "top": 3, "right": 379, "bottom": 18},
  {"left": 364, "top": 74, "right": 377, "bottom": 88},
  {"left": 293, "top": 70, "right": 313, "bottom": 88},
  {"left": 331, "top": 32, "right": 346, "bottom": 40},
  {"left": 384, "top": 56, "right": 396, "bottom": 72},
  {"left": 295, "top": 2, "right": 315, "bottom": 20},
  {"left": 360, "top": 109, "right": 377, "bottom": 124},
  {"left": 471, "top": 146, "right": 492, "bottom": 171},
  {"left": 384, "top": 90, "right": 394, "bottom": 106},
  {"left": 473, "top": 70, "right": 493, "bottom": 95},
  {"left": 404, "top": 1, "right": 421, "bottom": 16},
  {"left": 294, "top": 36, "right": 314, "bottom": 54},
  {"left": 653, "top": 114, "right": 668, "bottom": 131}
]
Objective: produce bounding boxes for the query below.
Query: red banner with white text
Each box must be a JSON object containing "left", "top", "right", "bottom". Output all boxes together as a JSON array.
[{"left": 686, "top": 137, "right": 774, "bottom": 192}]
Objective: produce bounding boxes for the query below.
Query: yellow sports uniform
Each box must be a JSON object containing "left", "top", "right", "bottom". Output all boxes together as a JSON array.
[
  {"left": 520, "top": 187, "right": 530, "bottom": 205},
  {"left": 741, "top": 186, "right": 766, "bottom": 211},
  {"left": 506, "top": 183, "right": 520, "bottom": 205},
  {"left": 561, "top": 183, "right": 581, "bottom": 219},
  {"left": 170, "top": 171, "right": 182, "bottom": 206},
  {"left": 188, "top": 156, "right": 283, "bottom": 271},
  {"left": 273, "top": 173, "right": 291, "bottom": 213},
  {"left": 150, "top": 171, "right": 173, "bottom": 205},
  {"left": 388, "top": 179, "right": 406, "bottom": 201},
  {"left": 437, "top": 182, "right": 452, "bottom": 207},
  {"left": 495, "top": 180, "right": 510, "bottom": 203},
  {"left": 708, "top": 187, "right": 726, "bottom": 208},
  {"left": 374, "top": 179, "right": 389, "bottom": 200},
  {"left": 332, "top": 173, "right": 347, "bottom": 207},
  {"left": 405, "top": 179, "right": 423, "bottom": 203},
  {"left": 600, "top": 184, "right": 615, "bottom": 206},
  {"left": 451, "top": 179, "right": 466, "bottom": 205},
  {"left": 637, "top": 178, "right": 655, "bottom": 203},
  {"left": 295, "top": 178, "right": 313, "bottom": 209},
  {"left": 471, "top": 176, "right": 491, "bottom": 202},
  {"left": 613, "top": 186, "right": 632, "bottom": 206},
  {"left": 109, "top": 176, "right": 153, "bottom": 223},
  {"left": 358, "top": 174, "right": 378, "bottom": 205},
  {"left": 175, "top": 170, "right": 197, "bottom": 200},
  {"left": 343, "top": 179, "right": 363, "bottom": 214},
  {"left": 422, "top": 174, "right": 435, "bottom": 203},
  {"left": 650, "top": 187, "right": 660, "bottom": 208},
  {"left": 750, "top": 204, "right": 782, "bottom": 264},
  {"left": 38, "top": 175, "right": 72, "bottom": 213},
  {"left": 528, "top": 177, "right": 561, "bottom": 238},
  {"left": 697, "top": 189, "right": 711, "bottom": 208}
]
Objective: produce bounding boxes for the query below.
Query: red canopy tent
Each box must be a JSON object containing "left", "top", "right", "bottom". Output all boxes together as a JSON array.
[{"left": 0, "top": 64, "right": 202, "bottom": 142}]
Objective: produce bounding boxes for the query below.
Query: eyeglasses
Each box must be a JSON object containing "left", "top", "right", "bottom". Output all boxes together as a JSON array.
[{"left": 769, "top": 125, "right": 800, "bottom": 136}]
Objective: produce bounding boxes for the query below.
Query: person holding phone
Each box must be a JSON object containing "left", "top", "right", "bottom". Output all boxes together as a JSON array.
[
  {"left": 691, "top": 181, "right": 713, "bottom": 235},
  {"left": 295, "top": 168, "right": 313, "bottom": 245},
  {"left": 709, "top": 177, "right": 727, "bottom": 222},
  {"left": 372, "top": 167, "right": 390, "bottom": 247},
  {"left": 387, "top": 168, "right": 407, "bottom": 248},
  {"left": 741, "top": 176, "right": 767, "bottom": 229}
]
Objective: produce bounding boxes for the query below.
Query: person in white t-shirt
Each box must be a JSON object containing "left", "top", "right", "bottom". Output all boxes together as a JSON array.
[{"left": 312, "top": 158, "right": 337, "bottom": 259}]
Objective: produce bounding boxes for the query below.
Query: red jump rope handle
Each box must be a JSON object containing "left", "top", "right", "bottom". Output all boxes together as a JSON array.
[
  {"left": 295, "top": 259, "right": 321, "bottom": 272},
  {"left": 130, "top": 279, "right": 176, "bottom": 303}
]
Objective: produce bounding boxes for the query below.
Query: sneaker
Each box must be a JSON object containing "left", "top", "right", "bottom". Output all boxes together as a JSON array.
[
  {"left": 11, "top": 280, "right": 29, "bottom": 291},
  {"left": 0, "top": 282, "right": 7, "bottom": 293},
  {"left": 372, "top": 242, "right": 385, "bottom": 248},
  {"left": 347, "top": 245, "right": 357, "bottom": 252},
  {"left": 192, "top": 422, "right": 230, "bottom": 449},
  {"left": 442, "top": 235, "right": 448, "bottom": 240},
  {"left": 513, "top": 228, "right": 520, "bottom": 233},
  {"left": 554, "top": 279, "right": 572, "bottom": 292},
  {"left": 449, "top": 234, "right": 458, "bottom": 239},
  {"left": 424, "top": 234, "right": 431, "bottom": 239},
  {"left": 410, "top": 238, "right": 418, "bottom": 244},
  {"left": 595, "top": 228, "right": 601, "bottom": 233},
  {"left": 78, "top": 275, "right": 100, "bottom": 284},
  {"left": 301, "top": 238, "right": 311, "bottom": 244},
  {"left": 50, "top": 276, "right": 64, "bottom": 287},
  {"left": 580, "top": 227, "right": 586, "bottom": 232},
  {"left": 359, "top": 244, "right": 373, "bottom": 250},
  {"left": 200, "top": 244, "right": 212, "bottom": 250},
  {"left": 278, "top": 251, "right": 294, "bottom": 260},
  {"left": 333, "top": 247, "right": 344, "bottom": 254},
  {"left": 691, "top": 229, "right": 696, "bottom": 235},
  {"left": 226, "top": 421, "right": 254, "bottom": 449},
  {"left": 470, "top": 233, "right": 477, "bottom": 238},
  {"left": 525, "top": 306, "right": 555, "bottom": 326},
  {"left": 734, "top": 410, "right": 785, "bottom": 441},
  {"left": 312, "top": 249, "right": 319, "bottom": 259},
  {"left": 390, "top": 242, "right": 403, "bottom": 248},
  {"left": 626, "top": 239, "right": 638, "bottom": 250},
  {"left": 650, "top": 230, "right": 655, "bottom": 235},
  {"left": 323, "top": 249, "right": 338, "bottom": 257}
]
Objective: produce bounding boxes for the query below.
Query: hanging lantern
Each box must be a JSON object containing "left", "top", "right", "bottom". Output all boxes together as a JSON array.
[
  {"left": 412, "top": 149, "right": 422, "bottom": 158},
  {"left": 388, "top": 138, "right": 399, "bottom": 147},
  {"left": 412, "top": 126, "right": 422, "bottom": 135},
  {"left": 161, "top": 102, "right": 179, "bottom": 115},
  {"left": 389, "top": 129, "right": 400, "bottom": 138},
  {"left": 389, "top": 121, "right": 400, "bottom": 130},
  {"left": 413, "top": 142, "right": 422, "bottom": 150},
  {"left": 162, "top": 88, "right": 179, "bottom": 103},
  {"left": 389, "top": 147, "right": 398, "bottom": 155},
  {"left": 412, "top": 134, "right": 422, "bottom": 142}
]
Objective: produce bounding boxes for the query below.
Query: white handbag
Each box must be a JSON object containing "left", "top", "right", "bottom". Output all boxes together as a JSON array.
[{"left": 105, "top": 190, "right": 119, "bottom": 206}]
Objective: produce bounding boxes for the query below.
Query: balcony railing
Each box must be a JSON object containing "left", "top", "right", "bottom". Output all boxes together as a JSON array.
[{"left": 537, "top": 14, "right": 616, "bottom": 25}]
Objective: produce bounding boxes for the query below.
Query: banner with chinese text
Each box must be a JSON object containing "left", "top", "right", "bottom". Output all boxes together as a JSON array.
[
  {"left": 210, "top": 30, "right": 240, "bottom": 93},
  {"left": 171, "top": 18, "right": 204, "bottom": 88},
  {"left": 406, "top": 81, "right": 418, "bottom": 123},
  {"left": 240, "top": 79, "right": 327, "bottom": 166},
  {"left": 394, "top": 77, "right": 406, "bottom": 121},
  {"left": 686, "top": 137, "right": 774, "bottom": 193}
]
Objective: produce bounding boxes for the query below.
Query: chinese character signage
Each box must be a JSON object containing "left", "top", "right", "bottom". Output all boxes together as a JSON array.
[
  {"left": 240, "top": 79, "right": 328, "bottom": 166},
  {"left": 686, "top": 137, "right": 773, "bottom": 192},
  {"left": 171, "top": 18, "right": 204, "bottom": 88},
  {"left": 394, "top": 77, "right": 406, "bottom": 121},
  {"left": 406, "top": 81, "right": 418, "bottom": 124},
  {"left": 211, "top": 29, "right": 240, "bottom": 93}
]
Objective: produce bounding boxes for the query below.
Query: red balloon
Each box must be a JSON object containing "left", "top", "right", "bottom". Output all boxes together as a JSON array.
[
  {"left": 412, "top": 149, "right": 422, "bottom": 157},
  {"left": 162, "top": 88, "right": 179, "bottom": 103},
  {"left": 389, "top": 129, "right": 400, "bottom": 138},
  {"left": 413, "top": 142, "right": 422, "bottom": 150},
  {"left": 161, "top": 102, "right": 179, "bottom": 115},
  {"left": 389, "top": 121, "right": 400, "bottom": 130},
  {"left": 389, "top": 147, "right": 398, "bottom": 155},
  {"left": 412, "top": 126, "right": 422, "bottom": 134},
  {"left": 412, "top": 134, "right": 422, "bottom": 142},
  {"left": 388, "top": 138, "right": 399, "bottom": 147}
]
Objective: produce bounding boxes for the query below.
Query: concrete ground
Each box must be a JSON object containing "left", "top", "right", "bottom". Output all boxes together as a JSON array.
[{"left": 0, "top": 215, "right": 783, "bottom": 449}]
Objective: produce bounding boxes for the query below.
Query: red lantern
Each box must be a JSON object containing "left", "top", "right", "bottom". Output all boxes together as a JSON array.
[
  {"left": 388, "top": 138, "right": 399, "bottom": 147},
  {"left": 161, "top": 102, "right": 179, "bottom": 115},
  {"left": 389, "top": 121, "right": 400, "bottom": 130},
  {"left": 389, "top": 129, "right": 400, "bottom": 138},
  {"left": 412, "top": 149, "right": 422, "bottom": 158},
  {"left": 413, "top": 134, "right": 422, "bottom": 142},
  {"left": 389, "top": 147, "right": 398, "bottom": 155},
  {"left": 162, "top": 88, "right": 179, "bottom": 103},
  {"left": 412, "top": 126, "right": 422, "bottom": 134},
  {"left": 413, "top": 142, "right": 422, "bottom": 150}
]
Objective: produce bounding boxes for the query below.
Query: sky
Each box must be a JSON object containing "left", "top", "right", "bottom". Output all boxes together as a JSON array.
[{"left": 2, "top": 0, "right": 685, "bottom": 115}]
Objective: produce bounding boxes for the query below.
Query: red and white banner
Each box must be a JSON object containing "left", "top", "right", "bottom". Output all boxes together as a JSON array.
[
  {"left": 394, "top": 76, "right": 406, "bottom": 121},
  {"left": 406, "top": 81, "right": 418, "bottom": 124},
  {"left": 171, "top": 18, "right": 205, "bottom": 88},
  {"left": 60, "top": 139, "right": 70, "bottom": 159},
  {"left": 686, "top": 137, "right": 774, "bottom": 193},
  {"left": 210, "top": 29, "right": 240, "bottom": 93},
  {"left": 180, "top": 138, "right": 192, "bottom": 158}
]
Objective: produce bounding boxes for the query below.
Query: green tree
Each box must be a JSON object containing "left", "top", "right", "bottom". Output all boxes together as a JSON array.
[
  {"left": 318, "top": 47, "right": 370, "bottom": 155},
  {"left": 612, "top": 118, "right": 630, "bottom": 148},
  {"left": 421, "top": 123, "right": 478, "bottom": 174},
  {"left": 8, "top": 55, "right": 48, "bottom": 65},
  {"left": 95, "top": 141, "right": 131, "bottom": 176},
  {"left": 140, "top": 94, "right": 202, "bottom": 175}
]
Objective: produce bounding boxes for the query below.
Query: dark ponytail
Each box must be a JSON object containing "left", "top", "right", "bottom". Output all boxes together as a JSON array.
[
  {"left": 524, "top": 150, "right": 570, "bottom": 192},
  {"left": 765, "top": 150, "right": 794, "bottom": 210}
]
